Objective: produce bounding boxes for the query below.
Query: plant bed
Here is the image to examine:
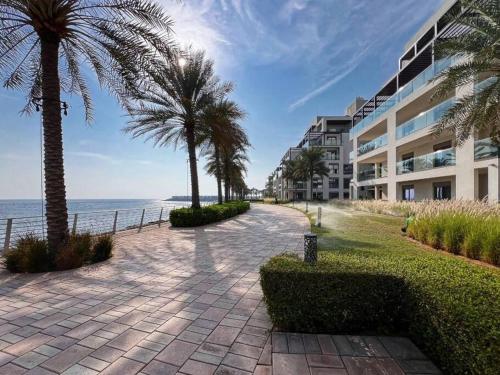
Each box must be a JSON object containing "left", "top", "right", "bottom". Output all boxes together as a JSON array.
[
  {"left": 169, "top": 201, "right": 250, "bottom": 227},
  {"left": 261, "top": 249, "right": 500, "bottom": 375},
  {"left": 3, "top": 233, "right": 114, "bottom": 273}
]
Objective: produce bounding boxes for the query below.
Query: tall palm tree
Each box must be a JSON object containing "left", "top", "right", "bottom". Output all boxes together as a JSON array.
[
  {"left": 221, "top": 145, "right": 249, "bottom": 202},
  {"left": 433, "top": 0, "right": 499, "bottom": 144},
  {"left": 125, "top": 50, "right": 231, "bottom": 209},
  {"left": 0, "top": 0, "right": 174, "bottom": 253},
  {"left": 199, "top": 99, "right": 247, "bottom": 204},
  {"left": 281, "top": 159, "right": 304, "bottom": 200},
  {"left": 297, "top": 148, "right": 329, "bottom": 201}
]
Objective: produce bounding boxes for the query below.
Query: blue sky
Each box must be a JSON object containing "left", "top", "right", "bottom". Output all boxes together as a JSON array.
[{"left": 0, "top": 0, "right": 444, "bottom": 199}]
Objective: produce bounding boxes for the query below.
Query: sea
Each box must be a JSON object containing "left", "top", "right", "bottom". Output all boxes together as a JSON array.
[{"left": 0, "top": 199, "right": 207, "bottom": 245}]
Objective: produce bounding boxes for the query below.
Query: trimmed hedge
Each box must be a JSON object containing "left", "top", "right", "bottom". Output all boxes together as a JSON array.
[
  {"left": 169, "top": 201, "right": 250, "bottom": 227},
  {"left": 261, "top": 252, "right": 500, "bottom": 375}
]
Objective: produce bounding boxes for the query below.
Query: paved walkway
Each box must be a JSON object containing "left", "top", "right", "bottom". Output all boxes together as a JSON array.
[{"left": 0, "top": 204, "right": 439, "bottom": 375}]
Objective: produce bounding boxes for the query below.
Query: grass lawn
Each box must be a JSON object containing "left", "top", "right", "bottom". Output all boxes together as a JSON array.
[{"left": 261, "top": 201, "right": 500, "bottom": 375}]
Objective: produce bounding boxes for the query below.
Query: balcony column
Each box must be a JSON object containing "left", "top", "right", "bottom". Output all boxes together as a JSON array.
[
  {"left": 386, "top": 112, "right": 397, "bottom": 201},
  {"left": 455, "top": 82, "right": 475, "bottom": 200},
  {"left": 352, "top": 133, "right": 359, "bottom": 200},
  {"left": 488, "top": 163, "right": 500, "bottom": 204}
]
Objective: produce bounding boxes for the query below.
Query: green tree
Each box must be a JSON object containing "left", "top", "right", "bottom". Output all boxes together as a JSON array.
[
  {"left": 221, "top": 145, "right": 249, "bottom": 201},
  {"left": 125, "top": 50, "right": 231, "bottom": 209},
  {"left": 433, "top": 0, "right": 499, "bottom": 144},
  {"left": 297, "top": 148, "right": 329, "bottom": 201},
  {"left": 0, "top": 0, "right": 174, "bottom": 253},
  {"left": 200, "top": 99, "right": 247, "bottom": 204}
]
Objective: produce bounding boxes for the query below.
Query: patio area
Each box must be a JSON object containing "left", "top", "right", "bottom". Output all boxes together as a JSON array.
[{"left": 0, "top": 204, "right": 438, "bottom": 374}]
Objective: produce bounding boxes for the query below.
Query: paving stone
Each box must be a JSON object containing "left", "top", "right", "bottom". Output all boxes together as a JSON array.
[
  {"left": 179, "top": 359, "right": 218, "bottom": 375},
  {"left": 141, "top": 360, "right": 178, "bottom": 375},
  {"left": 230, "top": 342, "right": 262, "bottom": 359},
  {"left": 342, "top": 356, "right": 405, "bottom": 375},
  {"left": 42, "top": 344, "right": 93, "bottom": 373},
  {"left": 61, "top": 364, "right": 98, "bottom": 375},
  {"left": 207, "top": 326, "right": 241, "bottom": 346},
  {"left": 302, "top": 334, "right": 322, "bottom": 354},
  {"left": 253, "top": 365, "right": 272, "bottom": 375},
  {"left": 198, "top": 342, "right": 229, "bottom": 357},
  {"left": 272, "top": 353, "right": 309, "bottom": 375},
  {"left": 236, "top": 333, "right": 266, "bottom": 348},
  {"left": 271, "top": 333, "right": 288, "bottom": 353},
  {"left": 100, "top": 357, "right": 144, "bottom": 375},
  {"left": 310, "top": 368, "right": 348, "bottom": 375},
  {"left": 124, "top": 346, "right": 157, "bottom": 363},
  {"left": 0, "top": 363, "right": 27, "bottom": 375},
  {"left": 78, "top": 356, "right": 110, "bottom": 372},
  {"left": 78, "top": 335, "right": 108, "bottom": 349},
  {"left": 34, "top": 345, "right": 61, "bottom": 357},
  {"left": 107, "top": 329, "right": 148, "bottom": 351},
  {"left": 157, "top": 317, "right": 191, "bottom": 335},
  {"left": 12, "top": 351, "right": 48, "bottom": 369},
  {"left": 155, "top": 339, "right": 198, "bottom": 366},
  {"left": 90, "top": 345, "right": 124, "bottom": 362},
  {"left": 65, "top": 321, "right": 105, "bottom": 340},
  {"left": 31, "top": 313, "right": 69, "bottom": 329},
  {"left": 222, "top": 353, "right": 257, "bottom": 372},
  {"left": 0, "top": 352, "right": 15, "bottom": 366},
  {"left": 396, "top": 358, "right": 442, "bottom": 374},
  {"left": 214, "top": 365, "right": 251, "bottom": 374},
  {"left": 145, "top": 332, "right": 175, "bottom": 345},
  {"left": 332, "top": 336, "right": 354, "bottom": 356},
  {"left": 378, "top": 337, "right": 427, "bottom": 360},
  {"left": 25, "top": 367, "right": 58, "bottom": 375},
  {"left": 306, "top": 354, "right": 344, "bottom": 368},
  {"left": 47, "top": 336, "right": 77, "bottom": 350},
  {"left": 317, "top": 335, "right": 338, "bottom": 355},
  {"left": 190, "top": 352, "right": 223, "bottom": 366},
  {"left": 287, "top": 334, "right": 305, "bottom": 354}
]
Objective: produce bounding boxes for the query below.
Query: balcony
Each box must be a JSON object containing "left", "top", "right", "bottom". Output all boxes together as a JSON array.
[
  {"left": 396, "top": 148, "right": 456, "bottom": 175},
  {"left": 396, "top": 98, "right": 454, "bottom": 140},
  {"left": 357, "top": 134, "right": 388, "bottom": 156},
  {"left": 350, "top": 57, "right": 453, "bottom": 139},
  {"left": 475, "top": 138, "right": 499, "bottom": 161},
  {"left": 358, "top": 169, "right": 376, "bottom": 182}
]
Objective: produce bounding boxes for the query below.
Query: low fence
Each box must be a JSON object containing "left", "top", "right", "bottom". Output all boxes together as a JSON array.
[{"left": 1, "top": 202, "right": 212, "bottom": 252}]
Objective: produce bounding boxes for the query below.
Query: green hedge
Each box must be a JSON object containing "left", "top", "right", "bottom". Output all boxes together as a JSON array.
[
  {"left": 169, "top": 201, "right": 250, "bottom": 227},
  {"left": 260, "top": 252, "right": 500, "bottom": 375}
]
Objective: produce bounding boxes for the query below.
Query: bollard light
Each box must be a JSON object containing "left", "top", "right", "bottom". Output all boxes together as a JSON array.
[{"left": 304, "top": 232, "right": 317, "bottom": 264}]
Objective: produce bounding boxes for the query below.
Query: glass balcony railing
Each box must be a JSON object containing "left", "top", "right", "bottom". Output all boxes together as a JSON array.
[
  {"left": 474, "top": 138, "right": 499, "bottom": 160},
  {"left": 349, "top": 151, "right": 354, "bottom": 162},
  {"left": 396, "top": 148, "right": 456, "bottom": 175},
  {"left": 350, "top": 57, "right": 454, "bottom": 139},
  {"left": 396, "top": 98, "right": 455, "bottom": 140},
  {"left": 358, "top": 169, "right": 376, "bottom": 181},
  {"left": 357, "top": 134, "right": 388, "bottom": 156},
  {"left": 475, "top": 77, "right": 498, "bottom": 93}
]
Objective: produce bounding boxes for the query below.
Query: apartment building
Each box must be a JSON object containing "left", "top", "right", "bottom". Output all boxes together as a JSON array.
[
  {"left": 350, "top": 0, "right": 499, "bottom": 203},
  {"left": 272, "top": 116, "right": 354, "bottom": 201}
]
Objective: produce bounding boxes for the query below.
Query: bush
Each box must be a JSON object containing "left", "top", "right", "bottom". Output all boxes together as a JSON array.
[
  {"left": 4, "top": 232, "right": 114, "bottom": 273},
  {"left": 260, "top": 253, "right": 406, "bottom": 333},
  {"left": 261, "top": 251, "right": 500, "bottom": 375},
  {"left": 92, "top": 235, "right": 113, "bottom": 263},
  {"left": 3, "top": 234, "right": 50, "bottom": 273},
  {"left": 169, "top": 201, "right": 250, "bottom": 227}
]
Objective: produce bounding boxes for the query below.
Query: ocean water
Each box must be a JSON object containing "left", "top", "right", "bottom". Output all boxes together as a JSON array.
[{"left": 0, "top": 199, "right": 206, "bottom": 245}]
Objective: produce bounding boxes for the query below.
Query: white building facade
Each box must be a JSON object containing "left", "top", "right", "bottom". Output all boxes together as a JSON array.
[{"left": 350, "top": 0, "right": 499, "bottom": 203}]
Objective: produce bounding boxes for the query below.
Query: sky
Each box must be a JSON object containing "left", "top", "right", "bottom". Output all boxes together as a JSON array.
[{"left": 0, "top": 0, "right": 444, "bottom": 199}]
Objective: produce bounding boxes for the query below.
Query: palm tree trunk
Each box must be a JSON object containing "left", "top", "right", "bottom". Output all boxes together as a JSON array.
[
  {"left": 40, "top": 34, "right": 69, "bottom": 255},
  {"left": 185, "top": 124, "right": 201, "bottom": 209},
  {"left": 309, "top": 172, "right": 313, "bottom": 201},
  {"left": 214, "top": 146, "right": 223, "bottom": 205}
]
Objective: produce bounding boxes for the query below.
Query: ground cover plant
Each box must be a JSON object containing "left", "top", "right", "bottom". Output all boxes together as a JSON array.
[
  {"left": 261, "top": 203, "right": 500, "bottom": 375},
  {"left": 169, "top": 201, "right": 250, "bottom": 227}
]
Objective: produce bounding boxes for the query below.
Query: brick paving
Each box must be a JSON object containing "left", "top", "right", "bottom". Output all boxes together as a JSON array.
[{"left": 0, "top": 204, "right": 439, "bottom": 374}]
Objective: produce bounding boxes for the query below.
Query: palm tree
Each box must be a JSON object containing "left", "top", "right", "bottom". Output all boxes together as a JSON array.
[
  {"left": 199, "top": 99, "right": 247, "bottom": 204},
  {"left": 297, "top": 148, "right": 329, "bottom": 201},
  {"left": 281, "top": 159, "right": 304, "bottom": 200},
  {"left": 125, "top": 50, "right": 231, "bottom": 209},
  {"left": 433, "top": 0, "right": 499, "bottom": 144},
  {"left": 0, "top": 0, "right": 174, "bottom": 253},
  {"left": 221, "top": 145, "right": 249, "bottom": 201}
]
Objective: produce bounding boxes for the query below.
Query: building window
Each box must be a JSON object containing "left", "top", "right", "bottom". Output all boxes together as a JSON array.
[
  {"left": 313, "top": 192, "right": 323, "bottom": 200},
  {"left": 313, "top": 178, "right": 323, "bottom": 189},
  {"left": 343, "top": 178, "right": 350, "bottom": 189},
  {"left": 343, "top": 164, "right": 353, "bottom": 174},
  {"left": 326, "top": 136, "right": 338, "bottom": 145},
  {"left": 433, "top": 182, "right": 451, "bottom": 200},
  {"left": 401, "top": 153, "right": 414, "bottom": 174},
  {"left": 329, "top": 177, "right": 339, "bottom": 189},
  {"left": 402, "top": 185, "right": 415, "bottom": 201},
  {"left": 343, "top": 192, "right": 350, "bottom": 199},
  {"left": 329, "top": 192, "right": 339, "bottom": 199},
  {"left": 329, "top": 163, "right": 339, "bottom": 174}
]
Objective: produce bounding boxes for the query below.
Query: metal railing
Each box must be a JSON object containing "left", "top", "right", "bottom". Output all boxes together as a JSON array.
[
  {"left": 1, "top": 202, "right": 212, "bottom": 252},
  {"left": 357, "top": 134, "right": 388, "bottom": 156},
  {"left": 350, "top": 57, "right": 454, "bottom": 139},
  {"left": 396, "top": 98, "right": 455, "bottom": 140},
  {"left": 396, "top": 148, "right": 456, "bottom": 175}
]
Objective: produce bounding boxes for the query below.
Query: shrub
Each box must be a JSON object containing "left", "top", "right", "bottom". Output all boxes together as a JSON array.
[
  {"left": 3, "top": 234, "right": 50, "bottom": 273},
  {"left": 260, "top": 253, "right": 406, "bottom": 333},
  {"left": 261, "top": 251, "right": 500, "bottom": 375},
  {"left": 483, "top": 224, "right": 500, "bottom": 266},
  {"left": 463, "top": 222, "right": 483, "bottom": 259},
  {"left": 442, "top": 214, "right": 468, "bottom": 254},
  {"left": 4, "top": 232, "right": 114, "bottom": 273},
  {"left": 92, "top": 235, "right": 113, "bottom": 263},
  {"left": 169, "top": 201, "right": 250, "bottom": 227}
]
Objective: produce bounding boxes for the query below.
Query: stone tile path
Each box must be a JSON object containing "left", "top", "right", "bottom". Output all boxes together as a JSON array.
[{"left": 0, "top": 204, "right": 439, "bottom": 374}]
